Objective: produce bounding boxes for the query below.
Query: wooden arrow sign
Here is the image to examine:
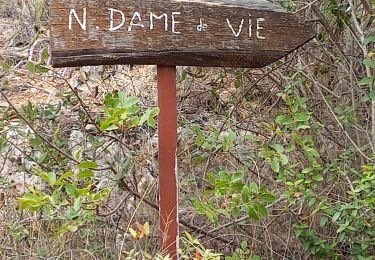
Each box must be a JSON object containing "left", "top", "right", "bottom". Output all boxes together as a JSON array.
[{"left": 50, "top": 0, "right": 315, "bottom": 68}]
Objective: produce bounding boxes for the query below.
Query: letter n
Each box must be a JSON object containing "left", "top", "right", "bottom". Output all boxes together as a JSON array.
[{"left": 69, "top": 8, "right": 87, "bottom": 31}]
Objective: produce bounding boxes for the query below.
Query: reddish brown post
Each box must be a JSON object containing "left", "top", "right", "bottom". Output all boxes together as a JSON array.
[{"left": 157, "top": 65, "right": 178, "bottom": 259}]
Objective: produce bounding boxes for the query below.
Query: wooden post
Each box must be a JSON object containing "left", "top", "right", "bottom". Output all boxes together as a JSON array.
[{"left": 157, "top": 65, "right": 178, "bottom": 259}]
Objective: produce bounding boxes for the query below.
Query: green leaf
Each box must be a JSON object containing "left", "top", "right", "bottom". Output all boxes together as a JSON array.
[
  {"left": 302, "top": 167, "right": 314, "bottom": 174},
  {"left": 320, "top": 216, "right": 328, "bottom": 227},
  {"left": 77, "top": 186, "right": 92, "bottom": 196},
  {"left": 332, "top": 211, "right": 341, "bottom": 222},
  {"left": 272, "top": 144, "right": 284, "bottom": 153},
  {"left": 124, "top": 106, "right": 140, "bottom": 116},
  {"left": 47, "top": 172, "right": 56, "bottom": 186},
  {"left": 260, "top": 193, "right": 277, "bottom": 203},
  {"left": 68, "top": 225, "right": 79, "bottom": 232},
  {"left": 73, "top": 148, "right": 82, "bottom": 161},
  {"left": 296, "top": 124, "right": 310, "bottom": 130},
  {"left": 294, "top": 112, "right": 311, "bottom": 122},
  {"left": 65, "top": 184, "right": 79, "bottom": 198},
  {"left": 363, "top": 35, "right": 375, "bottom": 46},
  {"left": 77, "top": 161, "right": 99, "bottom": 169},
  {"left": 279, "top": 154, "right": 289, "bottom": 165},
  {"left": 73, "top": 197, "right": 82, "bottom": 211},
  {"left": 76, "top": 170, "right": 94, "bottom": 179},
  {"left": 259, "top": 148, "right": 273, "bottom": 159},
  {"left": 363, "top": 90, "right": 375, "bottom": 102},
  {"left": 139, "top": 109, "right": 151, "bottom": 126},
  {"left": 139, "top": 107, "right": 159, "bottom": 127},
  {"left": 100, "top": 118, "right": 118, "bottom": 131},
  {"left": 242, "top": 186, "right": 250, "bottom": 203},
  {"left": 358, "top": 77, "right": 374, "bottom": 86},
  {"left": 150, "top": 107, "right": 160, "bottom": 117},
  {"left": 26, "top": 61, "right": 49, "bottom": 74},
  {"left": 56, "top": 171, "right": 73, "bottom": 185},
  {"left": 363, "top": 58, "right": 375, "bottom": 69},
  {"left": 246, "top": 205, "right": 260, "bottom": 221},
  {"left": 40, "top": 48, "right": 49, "bottom": 63},
  {"left": 312, "top": 174, "right": 324, "bottom": 182},
  {"left": 270, "top": 157, "right": 280, "bottom": 173},
  {"left": 122, "top": 96, "right": 139, "bottom": 107},
  {"left": 291, "top": 101, "right": 299, "bottom": 113},
  {"left": 1, "top": 58, "right": 14, "bottom": 74},
  {"left": 253, "top": 202, "right": 268, "bottom": 219},
  {"left": 275, "top": 114, "right": 293, "bottom": 125},
  {"left": 337, "top": 224, "right": 347, "bottom": 233}
]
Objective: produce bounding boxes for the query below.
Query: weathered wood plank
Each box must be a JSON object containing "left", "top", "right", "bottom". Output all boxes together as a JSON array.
[{"left": 50, "top": 0, "right": 315, "bottom": 68}]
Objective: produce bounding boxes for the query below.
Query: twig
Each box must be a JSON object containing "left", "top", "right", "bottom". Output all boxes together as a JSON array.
[
  {"left": 300, "top": 61, "right": 374, "bottom": 162},
  {"left": 97, "top": 193, "right": 131, "bottom": 217},
  {"left": 198, "top": 196, "right": 285, "bottom": 239},
  {"left": 0, "top": 88, "right": 79, "bottom": 163},
  {"left": 120, "top": 180, "right": 233, "bottom": 245}
]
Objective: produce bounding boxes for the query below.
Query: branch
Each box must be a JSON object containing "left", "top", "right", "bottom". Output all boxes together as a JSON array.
[
  {"left": 120, "top": 180, "right": 234, "bottom": 245},
  {"left": 0, "top": 88, "right": 79, "bottom": 163}
]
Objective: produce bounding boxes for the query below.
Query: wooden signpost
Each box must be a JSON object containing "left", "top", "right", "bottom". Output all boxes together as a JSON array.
[{"left": 50, "top": 0, "right": 315, "bottom": 258}]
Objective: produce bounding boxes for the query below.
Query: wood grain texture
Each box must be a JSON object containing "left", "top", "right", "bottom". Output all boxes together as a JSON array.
[{"left": 50, "top": 0, "right": 315, "bottom": 68}]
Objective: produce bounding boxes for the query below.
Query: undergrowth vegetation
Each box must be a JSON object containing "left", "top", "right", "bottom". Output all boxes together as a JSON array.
[{"left": 0, "top": 0, "right": 374, "bottom": 259}]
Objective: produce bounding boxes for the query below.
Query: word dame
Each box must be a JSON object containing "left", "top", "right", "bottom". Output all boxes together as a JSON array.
[{"left": 68, "top": 8, "right": 267, "bottom": 39}]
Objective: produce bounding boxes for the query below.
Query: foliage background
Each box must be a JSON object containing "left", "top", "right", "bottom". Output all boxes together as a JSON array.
[{"left": 0, "top": 0, "right": 374, "bottom": 259}]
